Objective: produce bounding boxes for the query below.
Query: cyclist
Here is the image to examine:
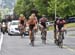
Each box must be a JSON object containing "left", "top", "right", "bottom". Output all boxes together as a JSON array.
[
  {"left": 55, "top": 17, "right": 66, "bottom": 42},
  {"left": 18, "top": 14, "right": 26, "bottom": 37},
  {"left": 39, "top": 15, "right": 48, "bottom": 43},
  {"left": 54, "top": 17, "right": 59, "bottom": 43},
  {"left": 31, "top": 13, "right": 38, "bottom": 24},
  {"left": 31, "top": 13, "right": 38, "bottom": 32},
  {"left": 27, "top": 14, "right": 37, "bottom": 45}
]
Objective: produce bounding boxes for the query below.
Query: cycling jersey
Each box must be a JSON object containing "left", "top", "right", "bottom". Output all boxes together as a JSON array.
[
  {"left": 34, "top": 17, "right": 38, "bottom": 24},
  {"left": 40, "top": 18, "right": 47, "bottom": 28},
  {"left": 19, "top": 17, "right": 25, "bottom": 25},
  {"left": 56, "top": 19, "right": 66, "bottom": 30},
  {"left": 28, "top": 20, "right": 36, "bottom": 31}
]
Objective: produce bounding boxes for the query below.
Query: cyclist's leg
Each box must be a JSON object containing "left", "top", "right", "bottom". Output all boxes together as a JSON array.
[
  {"left": 45, "top": 25, "right": 47, "bottom": 36},
  {"left": 29, "top": 25, "right": 34, "bottom": 41},
  {"left": 19, "top": 26, "right": 23, "bottom": 36},
  {"left": 43, "top": 27, "right": 47, "bottom": 40},
  {"left": 23, "top": 25, "right": 26, "bottom": 36},
  {"left": 29, "top": 26, "right": 32, "bottom": 40},
  {"left": 56, "top": 26, "right": 61, "bottom": 40},
  {"left": 42, "top": 28, "right": 47, "bottom": 44},
  {"left": 54, "top": 30, "right": 57, "bottom": 42},
  {"left": 29, "top": 25, "right": 35, "bottom": 46},
  {"left": 41, "top": 24, "right": 46, "bottom": 35},
  {"left": 57, "top": 31, "right": 59, "bottom": 40},
  {"left": 61, "top": 27, "right": 65, "bottom": 39},
  {"left": 40, "top": 25, "right": 43, "bottom": 35},
  {"left": 29, "top": 30, "right": 32, "bottom": 40},
  {"left": 21, "top": 24, "right": 26, "bottom": 36}
]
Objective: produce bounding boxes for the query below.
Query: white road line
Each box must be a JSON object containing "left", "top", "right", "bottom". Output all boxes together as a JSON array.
[
  {"left": 50, "top": 39, "right": 75, "bottom": 52},
  {"left": 63, "top": 46, "right": 74, "bottom": 52},
  {"left": 0, "top": 33, "right": 3, "bottom": 51}
]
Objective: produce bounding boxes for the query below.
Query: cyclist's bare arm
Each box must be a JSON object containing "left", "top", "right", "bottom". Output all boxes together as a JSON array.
[
  {"left": 56, "top": 25, "right": 58, "bottom": 31},
  {"left": 27, "top": 20, "right": 30, "bottom": 26}
]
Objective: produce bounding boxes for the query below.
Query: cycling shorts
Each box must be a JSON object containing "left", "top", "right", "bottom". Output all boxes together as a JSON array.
[
  {"left": 40, "top": 22, "right": 46, "bottom": 28},
  {"left": 20, "top": 20, "right": 24, "bottom": 25},
  {"left": 29, "top": 24, "right": 35, "bottom": 31}
]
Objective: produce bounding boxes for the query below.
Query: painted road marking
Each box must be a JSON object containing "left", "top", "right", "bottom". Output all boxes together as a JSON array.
[
  {"left": 35, "top": 31, "right": 75, "bottom": 52},
  {"left": 36, "top": 31, "right": 75, "bottom": 52},
  {"left": 0, "top": 33, "right": 3, "bottom": 51},
  {"left": 0, "top": 32, "right": 74, "bottom": 52},
  {"left": 63, "top": 46, "right": 74, "bottom": 52},
  {"left": 67, "top": 36, "right": 75, "bottom": 38},
  {"left": 49, "top": 39, "right": 75, "bottom": 52}
]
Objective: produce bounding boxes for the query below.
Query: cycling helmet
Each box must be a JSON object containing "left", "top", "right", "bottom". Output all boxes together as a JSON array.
[
  {"left": 31, "top": 13, "right": 36, "bottom": 17},
  {"left": 42, "top": 15, "right": 46, "bottom": 17},
  {"left": 20, "top": 14, "right": 24, "bottom": 17},
  {"left": 29, "top": 16, "right": 34, "bottom": 20}
]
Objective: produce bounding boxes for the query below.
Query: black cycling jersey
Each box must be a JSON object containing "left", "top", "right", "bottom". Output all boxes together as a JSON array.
[
  {"left": 56, "top": 19, "right": 65, "bottom": 30},
  {"left": 40, "top": 18, "right": 47, "bottom": 28},
  {"left": 20, "top": 20, "right": 24, "bottom": 25}
]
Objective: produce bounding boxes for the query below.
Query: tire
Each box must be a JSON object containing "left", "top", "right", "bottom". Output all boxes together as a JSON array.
[
  {"left": 2, "top": 28, "right": 6, "bottom": 34},
  {"left": 41, "top": 31, "right": 46, "bottom": 44},
  {"left": 58, "top": 32, "right": 63, "bottom": 48},
  {"left": 59, "top": 40, "right": 63, "bottom": 48},
  {"left": 3, "top": 32, "right": 5, "bottom": 34},
  {"left": 31, "top": 40, "right": 34, "bottom": 46}
]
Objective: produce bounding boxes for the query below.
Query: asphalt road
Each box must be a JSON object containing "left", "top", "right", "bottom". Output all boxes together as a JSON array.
[{"left": 0, "top": 30, "right": 75, "bottom": 55}]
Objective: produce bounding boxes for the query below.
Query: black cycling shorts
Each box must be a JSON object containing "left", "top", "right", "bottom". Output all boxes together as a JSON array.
[
  {"left": 20, "top": 20, "right": 24, "bottom": 25},
  {"left": 29, "top": 24, "right": 35, "bottom": 31},
  {"left": 57, "top": 24, "right": 64, "bottom": 31},
  {"left": 41, "top": 22, "right": 46, "bottom": 28}
]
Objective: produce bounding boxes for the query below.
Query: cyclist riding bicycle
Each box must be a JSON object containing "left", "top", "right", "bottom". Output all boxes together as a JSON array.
[
  {"left": 55, "top": 17, "right": 66, "bottom": 42},
  {"left": 39, "top": 15, "right": 48, "bottom": 41},
  {"left": 18, "top": 14, "right": 26, "bottom": 37},
  {"left": 27, "top": 13, "right": 37, "bottom": 45},
  {"left": 31, "top": 13, "right": 38, "bottom": 32},
  {"left": 31, "top": 13, "right": 38, "bottom": 24}
]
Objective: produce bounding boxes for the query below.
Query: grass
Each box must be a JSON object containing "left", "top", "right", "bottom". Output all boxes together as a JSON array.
[
  {"left": 69, "top": 34, "right": 75, "bottom": 36},
  {"left": 48, "top": 23, "right": 75, "bottom": 31},
  {"left": 47, "top": 26, "right": 54, "bottom": 31},
  {"left": 65, "top": 23, "right": 75, "bottom": 28}
]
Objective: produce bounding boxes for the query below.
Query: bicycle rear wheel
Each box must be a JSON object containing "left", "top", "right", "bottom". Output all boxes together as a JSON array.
[
  {"left": 58, "top": 32, "right": 63, "bottom": 48},
  {"left": 41, "top": 30, "right": 46, "bottom": 44}
]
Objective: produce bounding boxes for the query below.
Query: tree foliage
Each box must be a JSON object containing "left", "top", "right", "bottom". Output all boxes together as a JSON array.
[{"left": 14, "top": 0, "right": 75, "bottom": 19}]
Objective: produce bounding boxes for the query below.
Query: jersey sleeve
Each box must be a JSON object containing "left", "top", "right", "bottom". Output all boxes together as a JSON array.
[
  {"left": 56, "top": 20, "right": 60, "bottom": 24},
  {"left": 63, "top": 20, "right": 66, "bottom": 24}
]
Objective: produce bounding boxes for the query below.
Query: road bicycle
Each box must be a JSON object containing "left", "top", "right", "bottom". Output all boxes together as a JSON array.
[{"left": 41, "top": 28, "right": 47, "bottom": 44}]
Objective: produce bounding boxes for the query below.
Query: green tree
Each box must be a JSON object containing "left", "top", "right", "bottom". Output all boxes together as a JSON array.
[
  {"left": 34, "top": 0, "right": 49, "bottom": 16},
  {"left": 14, "top": 0, "right": 35, "bottom": 18},
  {"left": 14, "top": 0, "right": 75, "bottom": 19},
  {"left": 48, "top": 0, "right": 75, "bottom": 18},
  {"left": 14, "top": 0, "right": 26, "bottom": 16}
]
